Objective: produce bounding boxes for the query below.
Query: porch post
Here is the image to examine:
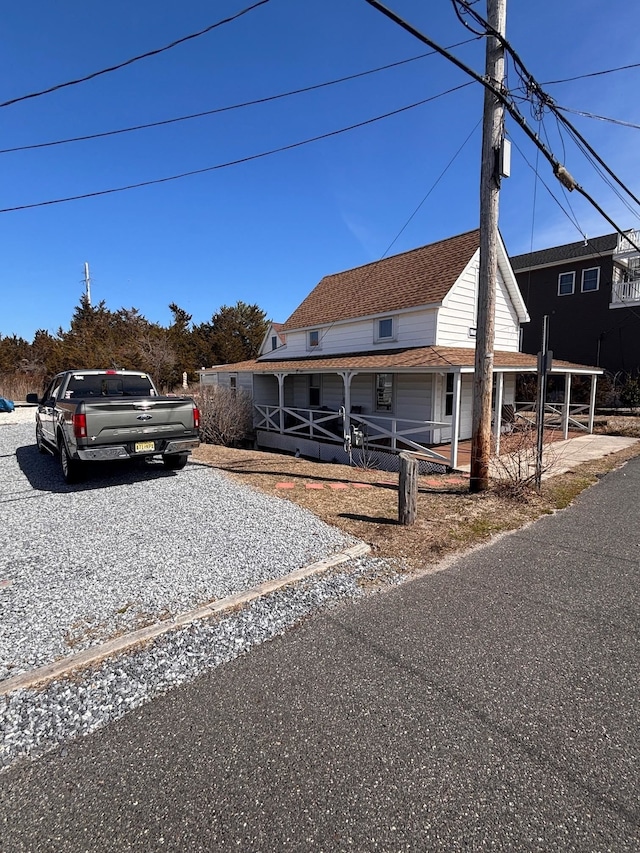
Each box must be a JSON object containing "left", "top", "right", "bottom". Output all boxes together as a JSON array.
[
  {"left": 450, "top": 372, "right": 462, "bottom": 469},
  {"left": 493, "top": 371, "right": 504, "bottom": 455},
  {"left": 562, "top": 373, "right": 572, "bottom": 439},
  {"left": 339, "top": 371, "right": 353, "bottom": 439},
  {"left": 276, "top": 373, "right": 286, "bottom": 434},
  {"left": 588, "top": 373, "right": 598, "bottom": 433}
]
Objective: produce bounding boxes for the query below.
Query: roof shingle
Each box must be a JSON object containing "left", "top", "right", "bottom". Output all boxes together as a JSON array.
[{"left": 282, "top": 229, "right": 481, "bottom": 330}]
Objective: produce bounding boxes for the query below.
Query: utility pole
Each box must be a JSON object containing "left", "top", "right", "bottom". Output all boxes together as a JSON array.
[
  {"left": 470, "top": 0, "right": 507, "bottom": 493},
  {"left": 84, "top": 262, "right": 92, "bottom": 306}
]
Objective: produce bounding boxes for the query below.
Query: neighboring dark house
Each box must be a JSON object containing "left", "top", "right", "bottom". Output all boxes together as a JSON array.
[{"left": 511, "top": 231, "right": 640, "bottom": 377}]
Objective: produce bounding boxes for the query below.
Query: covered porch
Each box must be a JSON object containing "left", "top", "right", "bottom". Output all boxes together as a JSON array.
[{"left": 221, "top": 347, "right": 602, "bottom": 473}]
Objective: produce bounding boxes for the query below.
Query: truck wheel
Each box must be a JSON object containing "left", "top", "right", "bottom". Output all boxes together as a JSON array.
[
  {"left": 36, "top": 422, "right": 47, "bottom": 454},
  {"left": 59, "top": 440, "right": 82, "bottom": 484},
  {"left": 162, "top": 453, "right": 188, "bottom": 470}
]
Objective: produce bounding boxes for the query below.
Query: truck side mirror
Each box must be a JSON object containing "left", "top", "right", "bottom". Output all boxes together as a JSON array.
[{"left": 26, "top": 393, "right": 40, "bottom": 404}]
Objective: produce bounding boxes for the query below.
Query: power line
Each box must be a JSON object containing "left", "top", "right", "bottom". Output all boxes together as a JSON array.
[
  {"left": 361, "top": 0, "right": 640, "bottom": 255},
  {"left": 0, "top": 0, "right": 271, "bottom": 110},
  {"left": 555, "top": 105, "right": 640, "bottom": 132},
  {"left": 0, "top": 83, "right": 472, "bottom": 213},
  {"left": 0, "top": 39, "right": 480, "bottom": 155},
  {"left": 542, "top": 61, "right": 640, "bottom": 85}
]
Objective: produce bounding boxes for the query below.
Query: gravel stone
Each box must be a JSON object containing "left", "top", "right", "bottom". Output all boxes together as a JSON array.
[{"left": 0, "top": 416, "right": 405, "bottom": 771}]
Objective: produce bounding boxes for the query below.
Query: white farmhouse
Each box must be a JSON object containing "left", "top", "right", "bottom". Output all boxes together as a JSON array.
[{"left": 201, "top": 229, "right": 601, "bottom": 471}]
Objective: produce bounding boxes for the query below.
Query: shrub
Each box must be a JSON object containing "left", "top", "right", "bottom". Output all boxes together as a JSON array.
[
  {"left": 620, "top": 376, "right": 640, "bottom": 410},
  {"left": 197, "top": 386, "right": 254, "bottom": 447}
]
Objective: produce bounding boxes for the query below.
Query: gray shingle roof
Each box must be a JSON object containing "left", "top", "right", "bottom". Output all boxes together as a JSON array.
[{"left": 510, "top": 233, "right": 618, "bottom": 270}]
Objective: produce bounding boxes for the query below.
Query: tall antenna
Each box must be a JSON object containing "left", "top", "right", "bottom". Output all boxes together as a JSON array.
[{"left": 84, "top": 262, "right": 92, "bottom": 306}]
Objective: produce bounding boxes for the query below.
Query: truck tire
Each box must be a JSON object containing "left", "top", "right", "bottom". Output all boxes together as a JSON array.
[
  {"left": 59, "top": 438, "right": 82, "bottom": 484},
  {"left": 36, "top": 422, "right": 47, "bottom": 454},
  {"left": 162, "top": 453, "right": 188, "bottom": 471}
]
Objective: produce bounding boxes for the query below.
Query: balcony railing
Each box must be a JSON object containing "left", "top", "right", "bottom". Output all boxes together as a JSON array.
[
  {"left": 611, "top": 278, "right": 640, "bottom": 305},
  {"left": 614, "top": 230, "right": 640, "bottom": 258}
]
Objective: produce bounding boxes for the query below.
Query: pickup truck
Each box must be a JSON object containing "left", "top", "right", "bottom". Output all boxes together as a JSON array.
[{"left": 26, "top": 369, "right": 200, "bottom": 484}]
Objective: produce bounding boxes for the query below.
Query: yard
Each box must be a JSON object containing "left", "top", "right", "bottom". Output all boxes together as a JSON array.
[{"left": 192, "top": 416, "right": 640, "bottom": 572}]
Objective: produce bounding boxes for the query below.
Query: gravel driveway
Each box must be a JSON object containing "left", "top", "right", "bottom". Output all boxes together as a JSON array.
[{"left": 1, "top": 410, "right": 398, "bottom": 771}]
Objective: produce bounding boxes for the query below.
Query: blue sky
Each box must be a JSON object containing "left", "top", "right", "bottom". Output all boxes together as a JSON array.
[{"left": 1, "top": 0, "right": 638, "bottom": 342}]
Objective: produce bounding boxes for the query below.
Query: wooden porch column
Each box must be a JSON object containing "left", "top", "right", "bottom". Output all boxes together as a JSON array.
[
  {"left": 588, "top": 373, "right": 598, "bottom": 433},
  {"left": 276, "top": 373, "right": 286, "bottom": 434},
  {"left": 450, "top": 372, "right": 462, "bottom": 469},
  {"left": 493, "top": 371, "right": 504, "bottom": 455},
  {"left": 562, "top": 373, "right": 572, "bottom": 439}
]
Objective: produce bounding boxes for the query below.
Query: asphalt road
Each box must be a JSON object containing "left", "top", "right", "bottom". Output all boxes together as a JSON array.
[{"left": 1, "top": 457, "right": 639, "bottom": 852}]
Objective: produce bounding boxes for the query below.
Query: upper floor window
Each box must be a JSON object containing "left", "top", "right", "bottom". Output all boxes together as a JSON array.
[
  {"left": 271, "top": 335, "right": 278, "bottom": 351},
  {"left": 308, "top": 330, "right": 320, "bottom": 350},
  {"left": 581, "top": 267, "right": 600, "bottom": 292},
  {"left": 558, "top": 271, "right": 575, "bottom": 296},
  {"left": 376, "top": 317, "right": 394, "bottom": 341}
]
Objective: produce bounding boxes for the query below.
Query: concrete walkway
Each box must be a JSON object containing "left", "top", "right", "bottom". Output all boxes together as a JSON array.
[{"left": 456, "top": 433, "right": 639, "bottom": 479}]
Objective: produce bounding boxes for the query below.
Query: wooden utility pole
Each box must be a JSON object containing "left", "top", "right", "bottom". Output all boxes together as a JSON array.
[{"left": 470, "top": 0, "right": 507, "bottom": 493}]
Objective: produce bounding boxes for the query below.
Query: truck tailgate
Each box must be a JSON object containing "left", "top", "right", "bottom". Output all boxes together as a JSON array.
[{"left": 83, "top": 398, "right": 196, "bottom": 444}]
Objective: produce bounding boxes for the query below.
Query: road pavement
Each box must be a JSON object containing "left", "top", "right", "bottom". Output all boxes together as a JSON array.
[{"left": 1, "top": 456, "right": 639, "bottom": 851}]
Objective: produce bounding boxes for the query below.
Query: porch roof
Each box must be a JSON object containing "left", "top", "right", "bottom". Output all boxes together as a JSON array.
[{"left": 202, "top": 346, "right": 601, "bottom": 376}]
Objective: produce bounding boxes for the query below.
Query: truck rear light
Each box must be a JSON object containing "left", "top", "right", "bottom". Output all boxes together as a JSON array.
[
  {"left": 73, "top": 413, "right": 87, "bottom": 438},
  {"left": 193, "top": 405, "right": 200, "bottom": 430}
]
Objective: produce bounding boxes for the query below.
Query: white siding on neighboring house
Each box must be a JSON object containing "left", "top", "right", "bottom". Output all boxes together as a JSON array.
[
  {"left": 253, "top": 374, "right": 277, "bottom": 405},
  {"left": 350, "top": 374, "right": 374, "bottom": 415},
  {"left": 395, "top": 374, "right": 433, "bottom": 423},
  {"left": 237, "top": 373, "right": 253, "bottom": 393},
  {"left": 268, "top": 309, "right": 438, "bottom": 359}
]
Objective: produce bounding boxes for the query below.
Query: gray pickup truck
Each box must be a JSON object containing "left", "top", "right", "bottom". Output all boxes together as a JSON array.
[{"left": 27, "top": 369, "right": 200, "bottom": 483}]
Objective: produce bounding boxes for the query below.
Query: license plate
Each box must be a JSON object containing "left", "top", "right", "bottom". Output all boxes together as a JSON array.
[{"left": 134, "top": 441, "right": 155, "bottom": 453}]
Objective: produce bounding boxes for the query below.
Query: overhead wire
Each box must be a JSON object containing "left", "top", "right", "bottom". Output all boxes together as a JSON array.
[
  {"left": 543, "top": 61, "right": 640, "bottom": 86},
  {"left": 0, "top": 82, "right": 473, "bottom": 213},
  {"left": 0, "top": 0, "right": 271, "bottom": 109},
  {"left": 0, "top": 38, "right": 480, "bottom": 155},
  {"left": 449, "top": 0, "right": 640, "bottom": 213},
  {"left": 555, "top": 105, "right": 640, "bottom": 132}
]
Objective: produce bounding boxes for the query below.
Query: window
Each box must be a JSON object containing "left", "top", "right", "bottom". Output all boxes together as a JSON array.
[
  {"left": 582, "top": 267, "right": 600, "bottom": 292},
  {"left": 445, "top": 373, "right": 455, "bottom": 417},
  {"left": 229, "top": 376, "right": 237, "bottom": 395},
  {"left": 376, "top": 374, "right": 393, "bottom": 412},
  {"left": 377, "top": 317, "right": 393, "bottom": 340},
  {"left": 308, "top": 330, "right": 320, "bottom": 349},
  {"left": 271, "top": 335, "right": 278, "bottom": 351},
  {"left": 558, "top": 271, "right": 575, "bottom": 296},
  {"left": 309, "top": 374, "right": 321, "bottom": 407}
]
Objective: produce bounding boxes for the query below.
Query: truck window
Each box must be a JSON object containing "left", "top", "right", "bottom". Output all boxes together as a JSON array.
[{"left": 66, "top": 374, "right": 155, "bottom": 398}]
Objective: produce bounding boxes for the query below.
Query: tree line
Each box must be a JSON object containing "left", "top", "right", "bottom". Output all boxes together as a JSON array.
[{"left": 0, "top": 298, "right": 269, "bottom": 397}]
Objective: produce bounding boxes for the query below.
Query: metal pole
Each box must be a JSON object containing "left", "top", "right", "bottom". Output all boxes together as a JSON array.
[
  {"left": 470, "top": 0, "right": 507, "bottom": 493},
  {"left": 535, "top": 314, "right": 550, "bottom": 488}
]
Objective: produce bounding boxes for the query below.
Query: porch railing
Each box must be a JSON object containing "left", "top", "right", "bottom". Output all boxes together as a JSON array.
[
  {"left": 514, "top": 401, "right": 590, "bottom": 432},
  {"left": 254, "top": 405, "right": 449, "bottom": 461}
]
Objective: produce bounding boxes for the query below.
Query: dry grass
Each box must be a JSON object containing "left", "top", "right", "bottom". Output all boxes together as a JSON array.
[{"left": 192, "top": 417, "right": 640, "bottom": 575}]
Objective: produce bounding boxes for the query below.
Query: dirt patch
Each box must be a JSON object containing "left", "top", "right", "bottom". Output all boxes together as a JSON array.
[{"left": 192, "top": 422, "right": 640, "bottom": 574}]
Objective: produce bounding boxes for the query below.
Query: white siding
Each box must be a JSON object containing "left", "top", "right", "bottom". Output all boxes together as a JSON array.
[
  {"left": 494, "top": 272, "right": 521, "bottom": 352},
  {"left": 267, "top": 309, "right": 437, "bottom": 359},
  {"left": 436, "top": 251, "right": 521, "bottom": 351},
  {"left": 253, "top": 374, "right": 277, "bottom": 405},
  {"left": 395, "top": 374, "right": 433, "bottom": 422},
  {"left": 436, "top": 253, "right": 478, "bottom": 347}
]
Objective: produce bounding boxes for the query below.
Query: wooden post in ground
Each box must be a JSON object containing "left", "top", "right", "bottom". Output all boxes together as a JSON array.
[{"left": 398, "top": 452, "right": 418, "bottom": 525}]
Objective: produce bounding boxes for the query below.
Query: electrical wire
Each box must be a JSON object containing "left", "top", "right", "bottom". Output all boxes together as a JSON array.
[
  {"left": 555, "top": 105, "right": 640, "bottom": 132},
  {"left": 0, "top": 83, "right": 472, "bottom": 214},
  {"left": 0, "top": 0, "right": 271, "bottom": 110},
  {"left": 0, "top": 38, "right": 480, "bottom": 155},
  {"left": 543, "top": 62, "right": 640, "bottom": 85},
  {"left": 362, "top": 0, "right": 640, "bottom": 254}
]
